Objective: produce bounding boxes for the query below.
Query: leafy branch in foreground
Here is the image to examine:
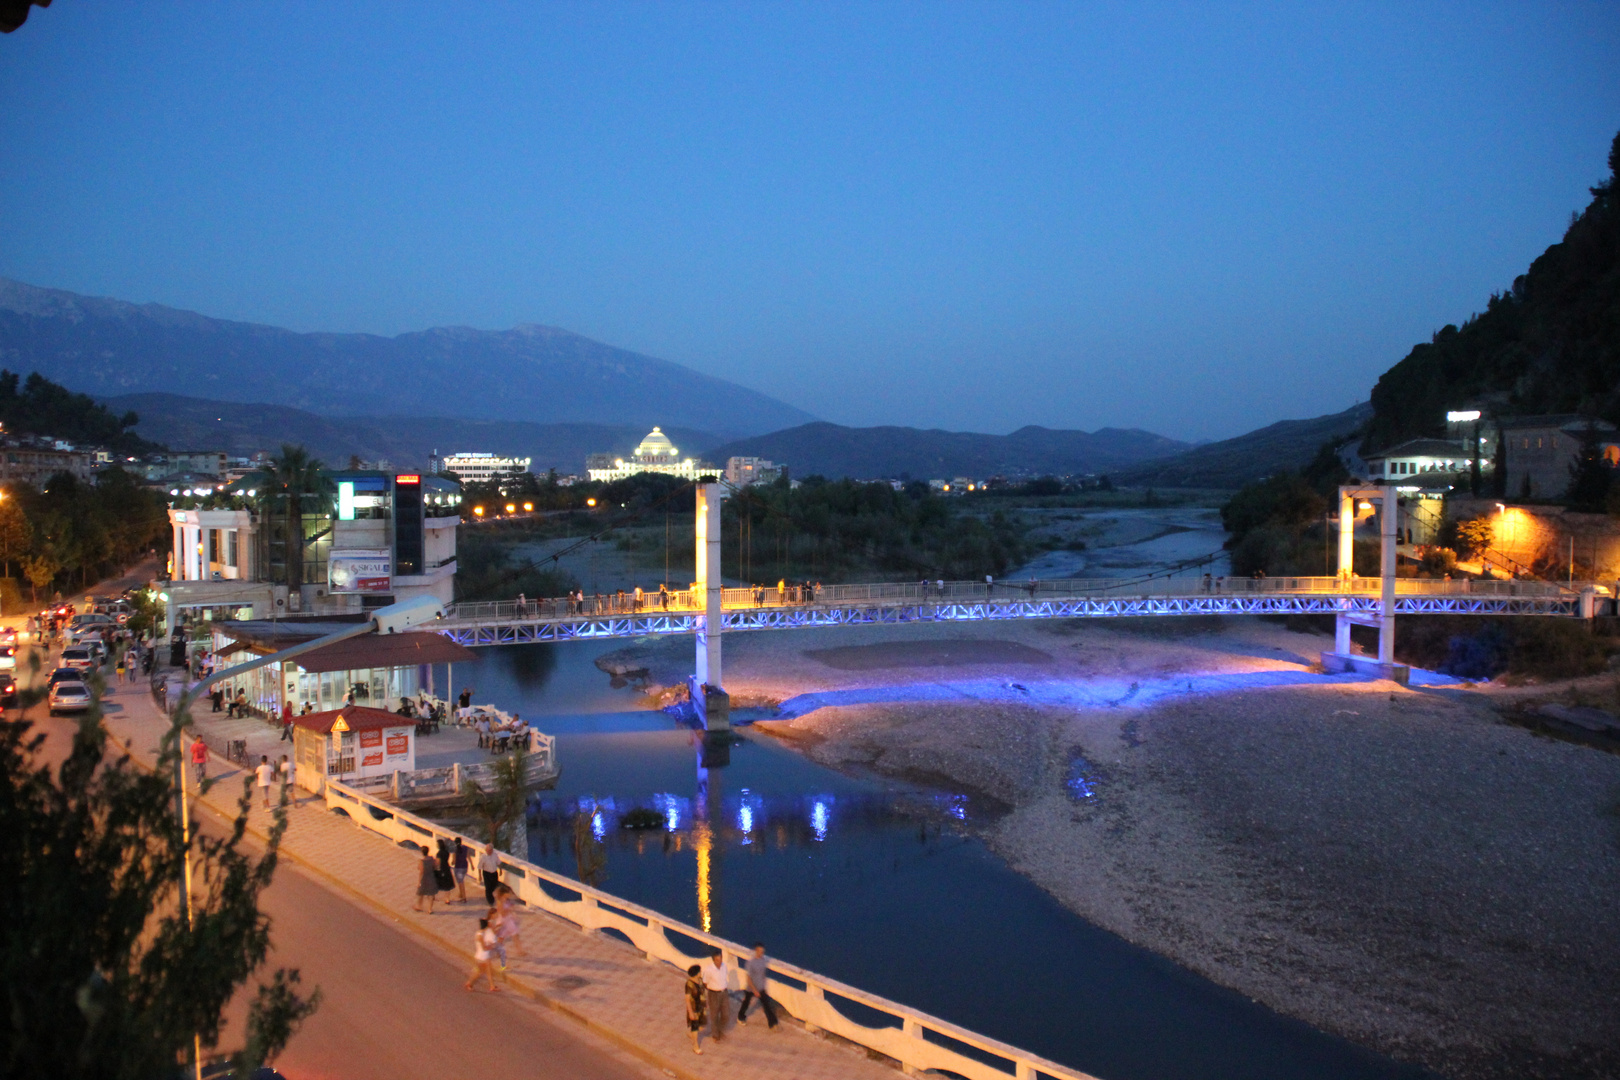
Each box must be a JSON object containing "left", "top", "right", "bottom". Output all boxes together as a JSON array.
[{"left": 0, "top": 676, "right": 317, "bottom": 1078}]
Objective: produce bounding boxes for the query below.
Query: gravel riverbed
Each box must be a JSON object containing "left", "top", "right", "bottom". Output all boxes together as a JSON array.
[{"left": 601, "top": 617, "right": 1620, "bottom": 1079}]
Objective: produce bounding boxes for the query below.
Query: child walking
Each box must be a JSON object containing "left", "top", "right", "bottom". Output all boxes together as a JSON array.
[{"left": 463, "top": 915, "right": 501, "bottom": 993}]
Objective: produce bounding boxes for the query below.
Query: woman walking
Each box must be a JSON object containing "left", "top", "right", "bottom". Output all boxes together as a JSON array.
[
  {"left": 684, "top": 965, "right": 707, "bottom": 1055},
  {"left": 452, "top": 837, "right": 471, "bottom": 902},
  {"left": 463, "top": 915, "right": 502, "bottom": 993},
  {"left": 412, "top": 844, "right": 439, "bottom": 913}
]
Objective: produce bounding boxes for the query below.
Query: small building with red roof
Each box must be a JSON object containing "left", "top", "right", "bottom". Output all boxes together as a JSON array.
[{"left": 291, "top": 705, "right": 418, "bottom": 794}]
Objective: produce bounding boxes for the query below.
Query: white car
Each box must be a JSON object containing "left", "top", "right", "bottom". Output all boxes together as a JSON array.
[
  {"left": 48, "top": 680, "right": 92, "bottom": 715},
  {"left": 59, "top": 646, "right": 95, "bottom": 672},
  {"left": 0, "top": 645, "right": 14, "bottom": 671}
]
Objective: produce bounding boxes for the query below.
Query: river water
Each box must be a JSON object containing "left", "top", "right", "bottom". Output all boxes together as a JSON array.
[{"left": 454, "top": 639, "right": 1428, "bottom": 1080}]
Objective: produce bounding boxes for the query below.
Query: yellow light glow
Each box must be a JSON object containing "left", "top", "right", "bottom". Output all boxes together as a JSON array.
[
  {"left": 473, "top": 506, "right": 485, "bottom": 516},
  {"left": 1358, "top": 501, "right": 1372, "bottom": 510},
  {"left": 586, "top": 497, "right": 597, "bottom": 507},
  {"left": 505, "top": 503, "right": 516, "bottom": 514},
  {"left": 522, "top": 502, "right": 533, "bottom": 512},
  {"left": 694, "top": 821, "right": 712, "bottom": 932}
]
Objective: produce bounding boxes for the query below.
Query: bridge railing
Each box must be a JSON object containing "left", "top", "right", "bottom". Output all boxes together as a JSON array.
[
  {"left": 443, "top": 575, "right": 1583, "bottom": 624},
  {"left": 318, "top": 779, "right": 1097, "bottom": 1080}
]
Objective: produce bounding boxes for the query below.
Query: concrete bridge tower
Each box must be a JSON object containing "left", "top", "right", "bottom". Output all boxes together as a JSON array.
[
  {"left": 1321, "top": 484, "right": 1409, "bottom": 685},
  {"left": 690, "top": 482, "right": 731, "bottom": 730}
]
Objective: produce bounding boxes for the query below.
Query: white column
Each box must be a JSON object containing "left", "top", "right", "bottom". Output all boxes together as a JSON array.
[
  {"left": 1335, "top": 489, "right": 1354, "bottom": 656},
  {"left": 1379, "top": 486, "right": 1397, "bottom": 664},
  {"left": 694, "top": 483, "right": 723, "bottom": 689}
]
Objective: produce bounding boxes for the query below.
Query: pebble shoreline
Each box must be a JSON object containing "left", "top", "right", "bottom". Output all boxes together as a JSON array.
[{"left": 602, "top": 617, "right": 1620, "bottom": 1080}]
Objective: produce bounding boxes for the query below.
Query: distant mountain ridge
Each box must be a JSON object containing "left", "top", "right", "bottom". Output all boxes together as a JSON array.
[
  {"left": 102, "top": 391, "right": 722, "bottom": 474},
  {"left": 708, "top": 421, "right": 1192, "bottom": 480},
  {"left": 1116, "top": 402, "right": 1372, "bottom": 489},
  {"left": 0, "top": 277, "right": 813, "bottom": 438}
]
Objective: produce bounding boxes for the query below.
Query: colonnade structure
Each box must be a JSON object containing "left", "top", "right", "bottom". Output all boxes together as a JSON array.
[{"left": 434, "top": 483, "right": 1606, "bottom": 726}]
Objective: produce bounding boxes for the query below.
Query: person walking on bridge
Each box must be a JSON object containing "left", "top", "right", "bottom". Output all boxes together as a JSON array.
[
  {"left": 701, "top": 949, "right": 731, "bottom": 1043},
  {"left": 737, "top": 942, "right": 779, "bottom": 1030}
]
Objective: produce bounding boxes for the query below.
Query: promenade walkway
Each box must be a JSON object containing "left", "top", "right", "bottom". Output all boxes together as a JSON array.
[{"left": 94, "top": 675, "right": 910, "bottom": 1080}]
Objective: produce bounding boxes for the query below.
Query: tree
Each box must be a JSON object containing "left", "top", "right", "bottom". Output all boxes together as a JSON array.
[
  {"left": 0, "top": 682, "right": 318, "bottom": 1077},
  {"left": 257, "top": 446, "right": 335, "bottom": 594},
  {"left": 1564, "top": 423, "right": 1614, "bottom": 511},
  {"left": 23, "top": 550, "right": 58, "bottom": 601},
  {"left": 459, "top": 741, "right": 530, "bottom": 853},
  {"left": 0, "top": 496, "right": 33, "bottom": 579}
]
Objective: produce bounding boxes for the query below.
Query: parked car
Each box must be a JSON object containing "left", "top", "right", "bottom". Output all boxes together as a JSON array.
[
  {"left": 0, "top": 645, "right": 14, "bottom": 671},
  {"left": 48, "top": 666, "right": 84, "bottom": 687},
  {"left": 1, "top": 675, "right": 16, "bottom": 707},
  {"left": 0, "top": 626, "right": 17, "bottom": 646},
  {"left": 49, "top": 680, "right": 91, "bottom": 715},
  {"left": 59, "top": 646, "right": 95, "bottom": 671}
]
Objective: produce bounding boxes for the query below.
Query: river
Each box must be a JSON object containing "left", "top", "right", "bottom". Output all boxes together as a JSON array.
[{"left": 441, "top": 638, "right": 1429, "bottom": 1080}]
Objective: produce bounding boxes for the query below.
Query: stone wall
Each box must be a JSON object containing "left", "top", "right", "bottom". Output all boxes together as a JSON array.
[{"left": 1446, "top": 496, "right": 1620, "bottom": 580}]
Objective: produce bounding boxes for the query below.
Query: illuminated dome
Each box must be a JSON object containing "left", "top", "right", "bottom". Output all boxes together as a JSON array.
[{"left": 634, "top": 427, "right": 678, "bottom": 458}]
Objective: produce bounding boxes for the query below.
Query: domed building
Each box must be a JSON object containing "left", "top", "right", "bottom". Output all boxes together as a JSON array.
[{"left": 586, "top": 427, "right": 718, "bottom": 482}]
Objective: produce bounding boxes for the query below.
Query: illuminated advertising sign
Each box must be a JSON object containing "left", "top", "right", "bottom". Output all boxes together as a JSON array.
[{"left": 328, "top": 549, "right": 391, "bottom": 594}]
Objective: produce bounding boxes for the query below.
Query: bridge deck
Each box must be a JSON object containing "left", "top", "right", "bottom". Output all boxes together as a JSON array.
[{"left": 435, "top": 577, "right": 1583, "bottom": 646}]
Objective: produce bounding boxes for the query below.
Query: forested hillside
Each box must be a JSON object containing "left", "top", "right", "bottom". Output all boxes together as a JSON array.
[{"left": 1364, "top": 131, "right": 1620, "bottom": 451}]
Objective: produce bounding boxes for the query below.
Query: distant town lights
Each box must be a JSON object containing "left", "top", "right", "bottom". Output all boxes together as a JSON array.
[
  {"left": 1446, "top": 410, "right": 1482, "bottom": 422},
  {"left": 473, "top": 506, "right": 485, "bottom": 516}
]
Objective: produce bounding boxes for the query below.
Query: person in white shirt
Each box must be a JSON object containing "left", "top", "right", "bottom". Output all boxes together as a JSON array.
[
  {"left": 700, "top": 949, "right": 731, "bottom": 1043},
  {"left": 254, "top": 756, "right": 275, "bottom": 809},
  {"left": 278, "top": 754, "right": 295, "bottom": 806},
  {"left": 478, "top": 843, "right": 501, "bottom": 905},
  {"left": 462, "top": 915, "right": 501, "bottom": 993}
]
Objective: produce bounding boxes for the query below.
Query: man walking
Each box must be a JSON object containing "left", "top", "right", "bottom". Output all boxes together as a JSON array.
[
  {"left": 701, "top": 949, "right": 731, "bottom": 1044},
  {"left": 737, "top": 942, "right": 779, "bottom": 1030},
  {"left": 478, "top": 842, "right": 501, "bottom": 906},
  {"left": 255, "top": 755, "right": 275, "bottom": 809},
  {"left": 189, "top": 735, "right": 209, "bottom": 786},
  {"left": 280, "top": 699, "right": 295, "bottom": 741}
]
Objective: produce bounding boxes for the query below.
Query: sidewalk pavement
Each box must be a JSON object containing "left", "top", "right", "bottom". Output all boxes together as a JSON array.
[{"left": 96, "top": 672, "right": 900, "bottom": 1080}]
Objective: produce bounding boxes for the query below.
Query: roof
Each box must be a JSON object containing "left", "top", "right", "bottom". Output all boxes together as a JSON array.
[
  {"left": 216, "top": 622, "right": 475, "bottom": 672},
  {"left": 292, "top": 706, "right": 416, "bottom": 735},
  {"left": 1363, "top": 439, "right": 1470, "bottom": 461},
  {"left": 1497, "top": 414, "right": 1617, "bottom": 432},
  {"left": 634, "top": 427, "right": 678, "bottom": 457}
]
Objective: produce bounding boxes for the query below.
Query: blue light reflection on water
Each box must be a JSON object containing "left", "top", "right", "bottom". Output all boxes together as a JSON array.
[{"left": 456, "top": 641, "right": 1431, "bottom": 1080}]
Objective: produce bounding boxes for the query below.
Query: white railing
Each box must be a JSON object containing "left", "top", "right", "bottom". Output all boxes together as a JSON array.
[
  {"left": 442, "top": 575, "right": 1584, "bottom": 626},
  {"left": 319, "top": 779, "right": 1097, "bottom": 1080}
]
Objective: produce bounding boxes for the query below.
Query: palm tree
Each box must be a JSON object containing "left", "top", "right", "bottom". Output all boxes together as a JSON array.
[{"left": 257, "top": 446, "right": 335, "bottom": 594}]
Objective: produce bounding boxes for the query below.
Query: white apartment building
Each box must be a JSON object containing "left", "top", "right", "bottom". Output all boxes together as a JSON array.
[
  {"left": 724, "top": 456, "right": 782, "bottom": 487},
  {"left": 443, "top": 452, "right": 532, "bottom": 485}
]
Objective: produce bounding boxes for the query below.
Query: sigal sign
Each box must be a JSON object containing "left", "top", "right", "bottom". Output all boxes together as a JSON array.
[{"left": 329, "top": 549, "right": 391, "bottom": 594}]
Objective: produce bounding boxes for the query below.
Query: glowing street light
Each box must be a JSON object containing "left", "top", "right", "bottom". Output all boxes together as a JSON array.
[
  {"left": 586, "top": 497, "right": 597, "bottom": 507},
  {"left": 504, "top": 503, "right": 516, "bottom": 514},
  {"left": 522, "top": 502, "right": 534, "bottom": 512},
  {"left": 473, "top": 506, "right": 485, "bottom": 517}
]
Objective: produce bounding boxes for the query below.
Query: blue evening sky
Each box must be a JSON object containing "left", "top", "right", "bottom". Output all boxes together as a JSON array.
[{"left": 2, "top": 2, "right": 1617, "bottom": 439}]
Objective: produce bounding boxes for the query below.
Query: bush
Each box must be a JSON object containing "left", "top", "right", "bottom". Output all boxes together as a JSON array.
[
  {"left": 1418, "top": 546, "right": 1458, "bottom": 576},
  {"left": 1396, "top": 616, "right": 1609, "bottom": 680}
]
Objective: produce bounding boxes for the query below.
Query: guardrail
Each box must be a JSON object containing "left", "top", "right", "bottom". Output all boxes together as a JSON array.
[{"left": 319, "top": 779, "right": 1096, "bottom": 1080}]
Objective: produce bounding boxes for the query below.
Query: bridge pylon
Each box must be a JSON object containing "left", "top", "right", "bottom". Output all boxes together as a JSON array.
[
  {"left": 1322, "top": 484, "right": 1410, "bottom": 685},
  {"left": 689, "top": 482, "right": 731, "bottom": 731}
]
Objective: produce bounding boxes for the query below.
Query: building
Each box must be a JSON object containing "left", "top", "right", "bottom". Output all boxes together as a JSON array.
[
  {"left": 1498, "top": 415, "right": 1620, "bottom": 500},
  {"left": 290, "top": 706, "right": 419, "bottom": 795},
  {"left": 0, "top": 438, "right": 95, "bottom": 486},
  {"left": 1361, "top": 439, "right": 1479, "bottom": 486},
  {"left": 443, "top": 452, "right": 532, "bottom": 485},
  {"left": 724, "top": 456, "right": 782, "bottom": 487},
  {"left": 586, "top": 427, "right": 717, "bottom": 483},
  {"left": 164, "top": 470, "right": 463, "bottom": 630}
]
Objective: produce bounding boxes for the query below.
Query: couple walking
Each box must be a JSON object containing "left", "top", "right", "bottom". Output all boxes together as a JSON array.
[{"left": 684, "top": 943, "right": 778, "bottom": 1054}]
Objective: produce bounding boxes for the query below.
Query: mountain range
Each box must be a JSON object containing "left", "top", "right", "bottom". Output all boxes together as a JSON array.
[
  {"left": 0, "top": 277, "right": 812, "bottom": 439},
  {"left": 708, "top": 421, "right": 1193, "bottom": 480},
  {"left": 1115, "top": 401, "right": 1372, "bottom": 489}
]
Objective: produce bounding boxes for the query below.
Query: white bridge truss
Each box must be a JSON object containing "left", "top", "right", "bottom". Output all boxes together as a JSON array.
[{"left": 434, "top": 586, "right": 1581, "bottom": 647}]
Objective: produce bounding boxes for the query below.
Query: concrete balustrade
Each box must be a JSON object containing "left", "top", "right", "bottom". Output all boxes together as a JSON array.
[{"left": 319, "top": 779, "right": 1096, "bottom": 1080}]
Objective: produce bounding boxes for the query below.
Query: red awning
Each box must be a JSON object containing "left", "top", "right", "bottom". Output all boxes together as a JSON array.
[
  {"left": 290, "top": 631, "right": 476, "bottom": 674},
  {"left": 291, "top": 705, "right": 418, "bottom": 735}
]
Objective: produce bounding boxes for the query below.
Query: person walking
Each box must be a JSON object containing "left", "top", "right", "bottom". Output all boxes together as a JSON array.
[
  {"left": 280, "top": 700, "right": 295, "bottom": 742},
  {"left": 114, "top": 654, "right": 126, "bottom": 683},
  {"left": 493, "top": 884, "right": 522, "bottom": 967},
  {"left": 463, "top": 915, "right": 501, "bottom": 993},
  {"left": 452, "top": 836, "right": 471, "bottom": 902},
  {"left": 254, "top": 755, "right": 275, "bottom": 809},
  {"left": 278, "top": 754, "right": 295, "bottom": 805},
  {"left": 684, "top": 965, "right": 708, "bottom": 1055},
  {"left": 478, "top": 842, "right": 501, "bottom": 905},
  {"left": 737, "top": 942, "right": 779, "bottom": 1030},
  {"left": 210, "top": 687, "right": 224, "bottom": 713},
  {"left": 434, "top": 838, "right": 456, "bottom": 895},
  {"left": 413, "top": 844, "right": 440, "bottom": 913},
  {"left": 701, "top": 949, "right": 731, "bottom": 1044},
  {"left": 189, "top": 735, "right": 209, "bottom": 786}
]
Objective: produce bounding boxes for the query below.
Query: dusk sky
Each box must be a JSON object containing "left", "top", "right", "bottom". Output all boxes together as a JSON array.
[{"left": 2, "top": 2, "right": 1618, "bottom": 440}]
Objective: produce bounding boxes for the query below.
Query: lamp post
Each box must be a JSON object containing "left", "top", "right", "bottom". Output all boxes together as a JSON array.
[{"left": 166, "top": 595, "right": 445, "bottom": 1079}]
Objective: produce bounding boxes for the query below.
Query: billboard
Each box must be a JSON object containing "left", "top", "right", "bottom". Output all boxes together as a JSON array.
[{"left": 328, "top": 549, "right": 391, "bottom": 594}]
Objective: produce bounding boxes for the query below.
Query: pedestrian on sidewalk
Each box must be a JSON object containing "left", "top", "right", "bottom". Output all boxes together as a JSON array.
[
  {"left": 278, "top": 754, "right": 295, "bottom": 805},
  {"left": 435, "top": 838, "right": 456, "bottom": 896},
  {"left": 413, "top": 844, "right": 439, "bottom": 913},
  {"left": 210, "top": 687, "right": 224, "bottom": 713},
  {"left": 493, "top": 884, "right": 523, "bottom": 965},
  {"left": 189, "top": 736, "right": 208, "bottom": 786},
  {"left": 463, "top": 915, "right": 501, "bottom": 993},
  {"left": 684, "top": 965, "right": 707, "bottom": 1055},
  {"left": 255, "top": 756, "right": 275, "bottom": 809},
  {"left": 478, "top": 842, "right": 501, "bottom": 905},
  {"left": 452, "top": 837, "right": 471, "bottom": 902},
  {"left": 115, "top": 654, "right": 126, "bottom": 683},
  {"left": 701, "top": 949, "right": 731, "bottom": 1043},
  {"left": 737, "top": 942, "right": 779, "bottom": 1030},
  {"left": 280, "top": 700, "right": 295, "bottom": 742}
]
